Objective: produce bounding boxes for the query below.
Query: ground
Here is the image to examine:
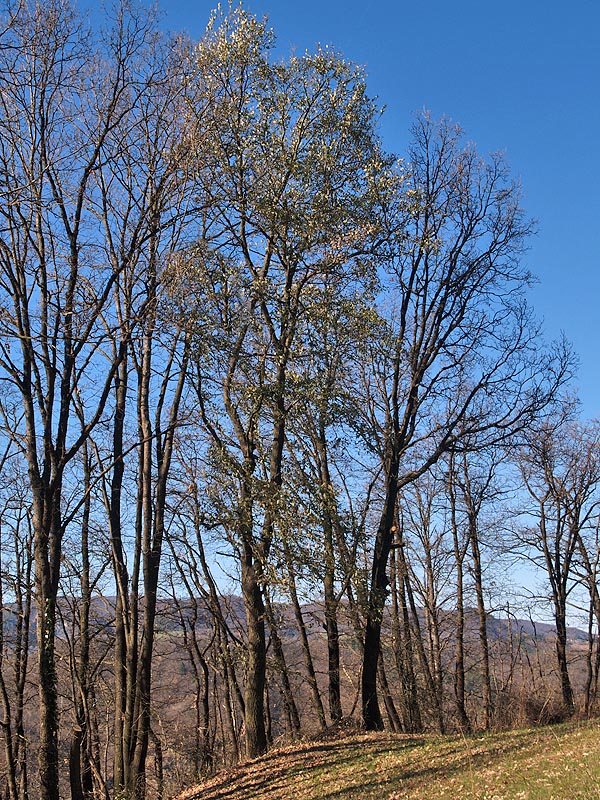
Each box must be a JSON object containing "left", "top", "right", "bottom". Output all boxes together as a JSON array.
[{"left": 174, "top": 720, "right": 600, "bottom": 800}]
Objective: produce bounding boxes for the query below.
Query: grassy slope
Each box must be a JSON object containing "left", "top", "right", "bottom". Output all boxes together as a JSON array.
[{"left": 175, "top": 720, "right": 600, "bottom": 800}]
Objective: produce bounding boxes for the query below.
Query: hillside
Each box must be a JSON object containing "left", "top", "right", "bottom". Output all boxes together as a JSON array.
[{"left": 175, "top": 720, "right": 600, "bottom": 800}]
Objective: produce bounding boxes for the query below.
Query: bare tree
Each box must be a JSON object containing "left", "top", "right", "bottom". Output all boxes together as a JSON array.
[
  {"left": 58, "top": 436, "right": 111, "bottom": 800},
  {"left": 0, "top": 452, "right": 33, "bottom": 800},
  {"left": 446, "top": 446, "right": 507, "bottom": 729},
  {"left": 576, "top": 516, "right": 600, "bottom": 714},
  {"left": 0, "top": 3, "right": 163, "bottom": 795},
  {"left": 397, "top": 474, "right": 454, "bottom": 733},
  {"left": 92, "top": 36, "right": 199, "bottom": 800},
  {"left": 516, "top": 419, "right": 600, "bottom": 714},
  {"left": 0, "top": 3, "right": 202, "bottom": 796},
  {"left": 359, "top": 114, "right": 572, "bottom": 730}
]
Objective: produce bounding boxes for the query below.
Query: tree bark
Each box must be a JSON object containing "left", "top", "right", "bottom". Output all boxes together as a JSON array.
[{"left": 241, "top": 550, "right": 268, "bottom": 759}]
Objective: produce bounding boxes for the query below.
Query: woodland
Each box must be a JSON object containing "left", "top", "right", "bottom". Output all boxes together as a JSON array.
[{"left": 0, "top": 2, "right": 598, "bottom": 799}]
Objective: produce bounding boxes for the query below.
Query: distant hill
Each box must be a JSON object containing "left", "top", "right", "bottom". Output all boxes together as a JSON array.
[{"left": 2, "top": 594, "right": 588, "bottom": 646}]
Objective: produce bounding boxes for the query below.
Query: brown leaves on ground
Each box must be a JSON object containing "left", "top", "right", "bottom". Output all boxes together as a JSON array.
[{"left": 173, "top": 721, "right": 600, "bottom": 800}]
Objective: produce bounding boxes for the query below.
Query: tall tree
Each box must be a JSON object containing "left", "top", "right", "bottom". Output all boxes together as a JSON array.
[
  {"left": 91, "top": 23, "right": 200, "bottom": 800},
  {"left": 0, "top": 3, "right": 200, "bottom": 796},
  {"left": 0, "top": 3, "right": 160, "bottom": 795},
  {"left": 183, "top": 7, "right": 395, "bottom": 757},
  {"left": 359, "top": 114, "right": 571, "bottom": 730}
]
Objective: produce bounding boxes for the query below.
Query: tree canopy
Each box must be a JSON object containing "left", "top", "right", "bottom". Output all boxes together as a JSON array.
[{"left": 0, "top": 3, "right": 584, "bottom": 800}]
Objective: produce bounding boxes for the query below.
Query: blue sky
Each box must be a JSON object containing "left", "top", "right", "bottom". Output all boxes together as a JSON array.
[{"left": 163, "top": 0, "right": 599, "bottom": 418}]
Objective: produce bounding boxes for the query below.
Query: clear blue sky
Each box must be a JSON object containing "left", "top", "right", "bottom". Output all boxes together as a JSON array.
[{"left": 164, "top": 0, "right": 600, "bottom": 418}]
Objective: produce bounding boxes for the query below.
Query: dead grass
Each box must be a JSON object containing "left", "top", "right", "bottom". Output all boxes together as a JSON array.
[{"left": 173, "top": 719, "right": 600, "bottom": 800}]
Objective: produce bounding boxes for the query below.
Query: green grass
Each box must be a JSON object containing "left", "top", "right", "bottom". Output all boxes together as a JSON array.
[{"left": 175, "top": 720, "right": 600, "bottom": 800}]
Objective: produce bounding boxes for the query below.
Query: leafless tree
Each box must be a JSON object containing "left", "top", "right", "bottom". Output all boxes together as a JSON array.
[
  {"left": 359, "top": 114, "right": 572, "bottom": 730},
  {"left": 516, "top": 419, "right": 600, "bottom": 714},
  {"left": 0, "top": 3, "right": 167, "bottom": 795},
  {"left": 0, "top": 451, "right": 33, "bottom": 800}
]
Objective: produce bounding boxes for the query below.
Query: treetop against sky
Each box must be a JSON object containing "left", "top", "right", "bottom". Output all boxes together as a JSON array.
[
  {"left": 147, "top": 0, "right": 598, "bottom": 415},
  {"left": 75, "top": 0, "right": 599, "bottom": 415}
]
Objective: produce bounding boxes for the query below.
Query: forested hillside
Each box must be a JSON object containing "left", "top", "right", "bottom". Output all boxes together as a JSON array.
[{"left": 0, "top": 3, "right": 598, "bottom": 800}]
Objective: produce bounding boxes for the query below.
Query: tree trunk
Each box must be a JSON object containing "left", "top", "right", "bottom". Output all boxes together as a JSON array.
[
  {"left": 378, "top": 656, "right": 402, "bottom": 732},
  {"left": 242, "top": 552, "right": 268, "bottom": 758},
  {"left": 362, "top": 474, "right": 399, "bottom": 730},
  {"left": 33, "top": 486, "right": 62, "bottom": 800},
  {"left": 449, "top": 472, "right": 471, "bottom": 732},
  {"left": 468, "top": 512, "right": 492, "bottom": 729},
  {"left": 554, "top": 603, "right": 574, "bottom": 712},
  {"left": 389, "top": 545, "right": 421, "bottom": 732},
  {"left": 264, "top": 592, "right": 301, "bottom": 736},
  {"left": 315, "top": 427, "right": 343, "bottom": 723},
  {"left": 284, "top": 547, "right": 327, "bottom": 729},
  {"left": 69, "top": 727, "right": 84, "bottom": 800},
  {"left": 399, "top": 540, "right": 444, "bottom": 733}
]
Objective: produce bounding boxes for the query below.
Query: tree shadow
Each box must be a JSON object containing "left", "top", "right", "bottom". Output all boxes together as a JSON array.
[{"left": 177, "top": 728, "right": 549, "bottom": 800}]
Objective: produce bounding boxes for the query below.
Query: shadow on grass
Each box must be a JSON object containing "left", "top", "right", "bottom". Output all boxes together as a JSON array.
[
  {"left": 178, "top": 726, "right": 571, "bottom": 800},
  {"left": 178, "top": 736, "right": 424, "bottom": 800}
]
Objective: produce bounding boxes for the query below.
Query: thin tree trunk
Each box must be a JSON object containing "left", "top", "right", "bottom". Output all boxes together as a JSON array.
[
  {"left": 390, "top": 538, "right": 422, "bottom": 732},
  {"left": 399, "top": 540, "right": 444, "bottom": 733},
  {"left": 0, "top": 562, "right": 19, "bottom": 800},
  {"left": 554, "top": 603, "right": 574, "bottom": 712},
  {"left": 448, "top": 468, "right": 471, "bottom": 733},
  {"left": 467, "top": 509, "right": 492, "bottom": 729},
  {"left": 283, "top": 546, "right": 327, "bottom": 729},
  {"left": 314, "top": 426, "right": 343, "bottom": 723},
  {"left": 378, "top": 655, "right": 402, "bottom": 732},
  {"left": 263, "top": 592, "right": 301, "bottom": 736}
]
